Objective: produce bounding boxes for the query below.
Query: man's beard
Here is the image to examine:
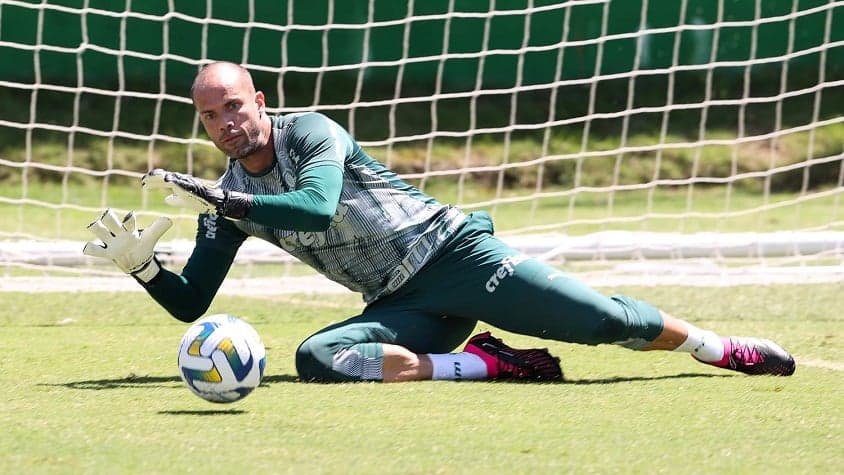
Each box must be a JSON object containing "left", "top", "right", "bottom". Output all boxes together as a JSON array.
[{"left": 227, "top": 124, "right": 263, "bottom": 159}]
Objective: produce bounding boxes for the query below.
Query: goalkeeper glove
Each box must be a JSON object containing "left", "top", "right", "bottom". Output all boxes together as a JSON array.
[
  {"left": 82, "top": 209, "right": 172, "bottom": 283},
  {"left": 141, "top": 168, "right": 252, "bottom": 220}
]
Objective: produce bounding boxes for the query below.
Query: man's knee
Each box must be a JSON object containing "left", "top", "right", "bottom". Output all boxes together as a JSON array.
[
  {"left": 295, "top": 334, "right": 384, "bottom": 383},
  {"left": 296, "top": 335, "right": 339, "bottom": 382}
]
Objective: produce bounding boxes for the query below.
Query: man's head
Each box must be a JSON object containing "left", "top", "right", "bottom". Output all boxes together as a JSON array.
[{"left": 191, "top": 62, "right": 270, "bottom": 161}]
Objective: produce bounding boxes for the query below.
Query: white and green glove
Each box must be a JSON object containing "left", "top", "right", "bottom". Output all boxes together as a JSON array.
[
  {"left": 82, "top": 209, "right": 172, "bottom": 283},
  {"left": 141, "top": 168, "right": 252, "bottom": 219}
]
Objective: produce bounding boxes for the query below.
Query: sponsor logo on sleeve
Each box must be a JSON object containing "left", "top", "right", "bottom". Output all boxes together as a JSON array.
[{"left": 203, "top": 214, "right": 218, "bottom": 240}]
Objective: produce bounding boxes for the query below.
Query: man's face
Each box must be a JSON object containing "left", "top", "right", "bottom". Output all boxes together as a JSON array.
[{"left": 193, "top": 75, "right": 266, "bottom": 160}]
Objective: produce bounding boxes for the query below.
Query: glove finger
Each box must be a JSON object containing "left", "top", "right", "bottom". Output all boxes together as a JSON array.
[
  {"left": 121, "top": 211, "right": 138, "bottom": 234},
  {"left": 165, "top": 193, "right": 215, "bottom": 214},
  {"left": 100, "top": 209, "right": 125, "bottom": 235},
  {"left": 141, "top": 169, "right": 171, "bottom": 190},
  {"left": 162, "top": 171, "right": 206, "bottom": 195},
  {"left": 139, "top": 216, "right": 173, "bottom": 246},
  {"left": 82, "top": 241, "right": 110, "bottom": 259},
  {"left": 164, "top": 193, "right": 190, "bottom": 209},
  {"left": 86, "top": 215, "right": 115, "bottom": 243}
]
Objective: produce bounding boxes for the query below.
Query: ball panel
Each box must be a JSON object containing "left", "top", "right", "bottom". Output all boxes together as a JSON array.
[
  {"left": 188, "top": 322, "right": 218, "bottom": 356},
  {"left": 216, "top": 337, "right": 255, "bottom": 382}
]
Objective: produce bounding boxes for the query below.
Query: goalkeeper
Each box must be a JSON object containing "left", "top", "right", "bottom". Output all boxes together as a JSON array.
[{"left": 84, "top": 61, "right": 795, "bottom": 382}]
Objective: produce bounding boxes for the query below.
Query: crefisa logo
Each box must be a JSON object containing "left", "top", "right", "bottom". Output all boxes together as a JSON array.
[
  {"left": 485, "top": 254, "right": 529, "bottom": 293},
  {"left": 203, "top": 214, "right": 218, "bottom": 239}
]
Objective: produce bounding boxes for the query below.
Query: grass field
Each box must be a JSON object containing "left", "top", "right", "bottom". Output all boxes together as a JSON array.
[{"left": 1, "top": 284, "right": 841, "bottom": 474}]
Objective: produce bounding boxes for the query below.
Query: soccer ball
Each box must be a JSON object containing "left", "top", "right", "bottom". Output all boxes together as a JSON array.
[{"left": 177, "top": 314, "right": 266, "bottom": 403}]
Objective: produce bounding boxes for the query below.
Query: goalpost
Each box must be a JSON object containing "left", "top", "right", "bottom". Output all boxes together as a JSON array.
[{"left": 0, "top": 0, "right": 842, "bottom": 289}]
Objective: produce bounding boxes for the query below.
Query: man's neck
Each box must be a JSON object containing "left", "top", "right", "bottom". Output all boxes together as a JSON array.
[{"left": 237, "top": 148, "right": 274, "bottom": 175}]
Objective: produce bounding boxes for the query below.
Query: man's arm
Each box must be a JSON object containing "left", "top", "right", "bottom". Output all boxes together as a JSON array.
[
  {"left": 143, "top": 113, "right": 346, "bottom": 232},
  {"left": 248, "top": 164, "right": 342, "bottom": 231},
  {"left": 84, "top": 209, "right": 247, "bottom": 322},
  {"left": 143, "top": 214, "right": 247, "bottom": 322},
  {"left": 243, "top": 113, "right": 350, "bottom": 230}
]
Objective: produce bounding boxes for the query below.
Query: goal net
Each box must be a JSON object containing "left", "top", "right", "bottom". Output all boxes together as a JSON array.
[{"left": 1, "top": 0, "right": 842, "bottom": 291}]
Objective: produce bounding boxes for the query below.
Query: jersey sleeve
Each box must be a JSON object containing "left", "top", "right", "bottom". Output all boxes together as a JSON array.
[
  {"left": 142, "top": 213, "right": 247, "bottom": 322},
  {"left": 246, "top": 113, "right": 347, "bottom": 232}
]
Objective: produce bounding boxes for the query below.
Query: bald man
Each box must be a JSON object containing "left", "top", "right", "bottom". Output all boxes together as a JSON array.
[{"left": 84, "top": 61, "right": 796, "bottom": 383}]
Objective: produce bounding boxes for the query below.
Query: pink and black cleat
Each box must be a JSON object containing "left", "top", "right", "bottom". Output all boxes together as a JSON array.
[
  {"left": 464, "top": 331, "right": 563, "bottom": 381},
  {"left": 696, "top": 337, "right": 796, "bottom": 376}
]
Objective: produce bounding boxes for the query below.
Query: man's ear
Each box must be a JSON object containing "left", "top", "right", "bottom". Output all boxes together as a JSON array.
[{"left": 255, "top": 91, "right": 266, "bottom": 115}]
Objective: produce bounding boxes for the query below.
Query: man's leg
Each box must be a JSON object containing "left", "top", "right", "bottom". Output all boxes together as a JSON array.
[
  {"left": 295, "top": 296, "right": 561, "bottom": 383},
  {"left": 646, "top": 312, "right": 795, "bottom": 375},
  {"left": 403, "top": 226, "right": 795, "bottom": 376},
  {"left": 295, "top": 305, "right": 478, "bottom": 383},
  {"left": 382, "top": 344, "right": 433, "bottom": 381}
]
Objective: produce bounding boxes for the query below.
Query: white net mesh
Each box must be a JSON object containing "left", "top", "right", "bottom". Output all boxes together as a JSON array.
[{"left": 0, "top": 0, "right": 842, "bottom": 289}]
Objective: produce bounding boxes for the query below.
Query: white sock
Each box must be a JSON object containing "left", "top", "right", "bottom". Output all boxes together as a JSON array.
[
  {"left": 428, "top": 353, "right": 488, "bottom": 380},
  {"left": 673, "top": 321, "right": 725, "bottom": 362}
]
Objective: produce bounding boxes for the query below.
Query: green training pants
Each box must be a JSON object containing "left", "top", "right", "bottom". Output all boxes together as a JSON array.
[{"left": 295, "top": 212, "right": 665, "bottom": 381}]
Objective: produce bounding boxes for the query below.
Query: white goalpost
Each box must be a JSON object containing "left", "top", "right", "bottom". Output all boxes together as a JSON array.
[{"left": 0, "top": 0, "right": 842, "bottom": 291}]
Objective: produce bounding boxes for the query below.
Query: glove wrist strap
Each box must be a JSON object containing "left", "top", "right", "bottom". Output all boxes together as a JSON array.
[
  {"left": 131, "top": 258, "right": 161, "bottom": 283},
  {"left": 221, "top": 191, "right": 253, "bottom": 220}
]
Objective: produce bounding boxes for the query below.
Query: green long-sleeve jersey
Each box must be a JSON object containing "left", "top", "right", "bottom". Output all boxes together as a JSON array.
[{"left": 145, "top": 112, "right": 467, "bottom": 321}]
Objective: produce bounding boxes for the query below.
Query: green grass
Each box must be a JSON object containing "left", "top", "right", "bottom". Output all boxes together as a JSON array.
[{"left": 1, "top": 285, "right": 841, "bottom": 474}]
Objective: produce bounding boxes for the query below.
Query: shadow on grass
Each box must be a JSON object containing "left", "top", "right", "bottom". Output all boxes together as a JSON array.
[
  {"left": 40, "top": 372, "right": 729, "bottom": 390},
  {"left": 40, "top": 373, "right": 301, "bottom": 390},
  {"left": 39, "top": 374, "right": 182, "bottom": 390},
  {"left": 449, "top": 372, "right": 732, "bottom": 385},
  {"left": 564, "top": 372, "right": 732, "bottom": 385},
  {"left": 158, "top": 409, "right": 247, "bottom": 416}
]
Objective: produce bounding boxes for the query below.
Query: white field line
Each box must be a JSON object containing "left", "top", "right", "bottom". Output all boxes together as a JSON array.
[{"left": 796, "top": 358, "right": 844, "bottom": 372}]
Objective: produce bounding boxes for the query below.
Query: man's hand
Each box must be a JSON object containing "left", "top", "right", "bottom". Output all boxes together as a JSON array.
[
  {"left": 82, "top": 209, "right": 172, "bottom": 283},
  {"left": 141, "top": 169, "right": 252, "bottom": 219}
]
